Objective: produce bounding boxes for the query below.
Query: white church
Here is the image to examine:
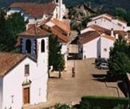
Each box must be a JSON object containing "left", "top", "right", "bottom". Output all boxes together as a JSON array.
[
  {"left": 0, "top": 24, "right": 49, "bottom": 109},
  {"left": 7, "top": 0, "right": 66, "bottom": 24}
]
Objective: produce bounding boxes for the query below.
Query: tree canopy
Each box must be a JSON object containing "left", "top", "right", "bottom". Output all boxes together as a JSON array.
[
  {"left": 49, "top": 35, "right": 65, "bottom": 71},
  {"left": 0, "top": 10, "right": 25, "bottom": 52},
  {"left": 108, "top": 36, "right": 130, "bottom": 79},
  {"left": 114, "top": 7, "right": 130, "bottom": 26}
]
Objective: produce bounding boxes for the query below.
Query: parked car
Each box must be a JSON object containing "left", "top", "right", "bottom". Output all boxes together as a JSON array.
[
  {"left": 95, "top": 58, "right": 108, "bottom": 67},
  {"left": 98, "top": 62, "right": 108, "bottom": 69}
]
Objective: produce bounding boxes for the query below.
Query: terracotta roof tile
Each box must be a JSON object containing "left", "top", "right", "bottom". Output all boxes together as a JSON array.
[
  {"left": 79, "top": 31, "right": 100, "bottom": 44},
  {"left": 40, "top": 23, "right": 69, "bottom": 43},
  {"left": 10, "top": 2, "right": 57, "bottom": 18},
  {"left": 0, "top": 52, "right": 26, "bottom": 76},
  {"left": 51, "top": 27, "right": 69, "bottom": 43},
  {"left": 114, "top": 30, "right": 127, "bottom": 37},
  {"left": 79, "top": 31, "right": 115, "bottom": 44},
  {"left": 51, "top": 18, "right": 71, "bottom": 34},
  {"left": 19, "top": 24, "right": 50, "bottom": 37},
  {"left": 89, "top": 24, "right": 111, "bottom": 35}
]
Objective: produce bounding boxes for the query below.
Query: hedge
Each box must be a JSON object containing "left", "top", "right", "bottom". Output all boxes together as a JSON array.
[{"left": 80, "top": 96, "right": 129, "bottom": 109}]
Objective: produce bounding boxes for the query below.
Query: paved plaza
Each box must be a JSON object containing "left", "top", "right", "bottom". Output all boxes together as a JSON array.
[{"left": 29, "top": 59, "right": 125, "bottom": 109}]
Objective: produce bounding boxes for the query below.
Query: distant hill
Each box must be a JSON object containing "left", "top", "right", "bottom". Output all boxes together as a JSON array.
[{"left": 1, "top": 0, "right": 130, "bottom": 13}]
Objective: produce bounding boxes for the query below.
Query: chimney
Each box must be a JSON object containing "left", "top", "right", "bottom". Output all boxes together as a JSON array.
[
  {"left": 115, "top": 34, "right": 118, "bottom": 39},
  {"left": 111, "top": 28, "right": 114, "bottom": 37}
]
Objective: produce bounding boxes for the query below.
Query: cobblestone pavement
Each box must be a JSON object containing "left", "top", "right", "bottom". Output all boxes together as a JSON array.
[{"left": 28, "top": 59, "right": 125, "bottom": 109}]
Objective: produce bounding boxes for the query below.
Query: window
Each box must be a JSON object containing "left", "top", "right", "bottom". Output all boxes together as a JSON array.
[
  {"left": 41, "top": 39, "right": 45, "bottom": 52},
  {"left": 104, "top": 48, "right": 107, "bottom": 52},
  {"left": 26, "top": 39, "right": 31, "bottom": 53},
  {"left": 25, "top": 65, "right": 29, "bottom": 76}
]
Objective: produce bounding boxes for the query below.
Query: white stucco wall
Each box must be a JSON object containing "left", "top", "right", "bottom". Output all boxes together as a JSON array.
[
  {"left": 1, "top": 36, "right": 49, "bottom": 109},
  {"left": 61, "top": 43, "right": 68, "bottom": 70},
  {"left": 80, "top": 27, "right": 95, "bottom": 34},
  {"left": 2, "top": 56, "right": 48, "bottom": 109},
  {"left": 100, "top": 37, "right": 114, "bottom": 59},
  {"left": 7, "top": 8, "right": 21, "bottom": 16},
  {"left": 83, "top": 37, "right": 100, "bottom": 59},
  {"left": 2, "top": 58, "right": 34, "bottom": 109},
  {"left": 87, "top": 17, "right": 127, "bottom": 31}
]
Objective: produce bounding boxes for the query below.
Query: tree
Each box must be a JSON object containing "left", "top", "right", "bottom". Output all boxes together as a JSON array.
[
  {"left": 108, "top": 36, "right": 130, "bottom": 80},
  {"left": 109, "top": 52, "right": 130, "bottom": 77},
  {"left": 0, "top": 11, "right": 25, "bottom": 52},
  {"left": 114, "top": 7, "right": 130, "bottom": 26},
  {"left": 110, "top": 36, "right": 128, "bottom": 56},
  {"left": 49, "top": 35, "right": 65, "bottom": 78}
]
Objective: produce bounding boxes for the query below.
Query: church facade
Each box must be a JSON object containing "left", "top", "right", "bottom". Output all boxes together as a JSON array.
[{"left": 0, "top": 24, "right": 49, "bottom": 109}]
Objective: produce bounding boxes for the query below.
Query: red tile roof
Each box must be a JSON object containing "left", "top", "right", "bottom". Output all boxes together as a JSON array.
[
  {"left": 79, "top": 31, "right": 100, "bottom": 44},
  {"left": 19, "top": 24, "right": 50, "bottom": 37},
  {"left": 39, "top": 20, "right": 70, "bottom": 43},
  {"left": 88, "top": 24, "right": 111, "bottom": 35},
  {"left": 10, "top": 2, "right": 57, "bottom": 18},
  {"left": 51, "top": 27, "right": 69, "bottom": 43},
  {"left": 51, "top": 18, "right": 71, "bottom": 34},
  {"left": 79, "top": 31, "right": 115, "bottom": 44},
  {"left": 0, "top": 52, "right": 27, "bottom": 76}
]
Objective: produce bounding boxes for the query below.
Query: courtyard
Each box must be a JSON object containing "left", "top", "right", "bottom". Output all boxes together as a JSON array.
[{"left": 29, "top": 59, "right": 125, "bottom": 109}]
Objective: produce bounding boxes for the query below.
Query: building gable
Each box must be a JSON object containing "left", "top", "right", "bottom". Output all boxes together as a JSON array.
[{"left": 0, "top": 52, "right": 36, "bottom": 77}]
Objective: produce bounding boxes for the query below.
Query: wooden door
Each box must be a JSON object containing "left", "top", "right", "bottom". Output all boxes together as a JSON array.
[{"left": 23, "top": 87, "right": 30, "bottom": 104}]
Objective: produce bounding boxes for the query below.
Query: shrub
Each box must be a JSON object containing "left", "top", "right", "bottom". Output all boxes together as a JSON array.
[
  {"left": 54, "top": 103, "right": 71, "bottom": 109},
  {"left": 80, "top": 96, "right": 129, "bottom": 109}
]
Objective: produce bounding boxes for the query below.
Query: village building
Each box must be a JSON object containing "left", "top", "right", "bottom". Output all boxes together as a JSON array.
[
  {"left": 37, "top": 17, "right": 71, "bottom": 69},
  {"left": 87, "top": 13, "right": 130, "bottom": 31},
  {"left": 0, "top": 24, "right": 49, "bottom": 109},
  {"left": 7, "top": 0, "right": 66, "bottom": 24},
  {"left": 79, "top": 13, "right": 130, "bottom": 59}
]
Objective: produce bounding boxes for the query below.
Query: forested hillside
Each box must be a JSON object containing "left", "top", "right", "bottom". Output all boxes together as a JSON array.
[{"left": 1, "top": 0, "right": 130, "bottom": 13}]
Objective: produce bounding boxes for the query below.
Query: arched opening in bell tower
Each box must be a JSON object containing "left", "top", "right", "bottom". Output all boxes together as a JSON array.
[
  {"left": 26, "top": 39, "right": 31, "bottom": 53},
  {"left": 41, "top": 39, "right": 45, "bottom": 52}
]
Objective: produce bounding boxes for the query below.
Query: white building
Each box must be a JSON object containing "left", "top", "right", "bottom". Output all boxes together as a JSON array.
[
  {"left": 79, "top": 31, "right": 115, "bottom": 59},
  {"left": 87, "top": 13, "right": 130, "bottom": 31},
  {"left": 37, "top": 17, "right": 71, "bottom": 69},
  {"left": 7, "top": 0, "right": 66, "bottom": 24},
  {"left": 0, "top": 24, "right": 49, "bottom": 109},
  {"left": 78, "top": 13, "right": 130, "bottom": 59}
]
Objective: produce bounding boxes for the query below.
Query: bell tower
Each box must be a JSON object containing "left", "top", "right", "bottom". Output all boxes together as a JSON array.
[
  {"left": 19, "top": 24, "right": 49, "bottom": 102},
  {"left": 54, "top": 0, "right": 63, "bottom": 20},
  {"left": 19, "top": 24, "right": 49, "bottom": 68}
]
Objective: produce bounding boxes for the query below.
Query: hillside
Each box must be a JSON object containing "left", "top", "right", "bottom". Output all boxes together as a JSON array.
[{"left": 1, "top": 0, "right": 130, "bottom": 13}]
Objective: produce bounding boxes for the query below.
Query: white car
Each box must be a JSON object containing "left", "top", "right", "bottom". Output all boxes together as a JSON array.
[{"left": 98, "top": 63, "right": 108, "bottom": 69}]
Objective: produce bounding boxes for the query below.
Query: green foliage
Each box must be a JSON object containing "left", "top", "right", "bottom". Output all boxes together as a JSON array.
[
  {"left": 112, "top": 104, "right": 124, "bottom": 109},
  {"left": 114, "top": 7, "right": 130, "bottom": 26},
  {"left": 114, "top": 8, "right": 127, "bottom": 20},
  {"left": 49, "top": 35, "right": 65, "bottom": 71},
  {"left": 110, "top": 36, "right": 128, "bottom": 56},
  {"left": 108, "top": 36, "right": 130, "bottom": 80},
  {"left": 54, "top": 103, "right": 71, "bottom": 109},
  {"left": 109, "top": 52, "right": 130, "bottom": 76},
  {"left": 80, "top": 96, "right": 129, "bottom": 109},
  {"left": 0, "top": 11, "right": 25, "bottom": 52},
  {"left": 7, "top": 13, "right": 26, "bottom": 34},
  {"left": 70, "top": 21, "right": 79, "bottom": 30}
]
